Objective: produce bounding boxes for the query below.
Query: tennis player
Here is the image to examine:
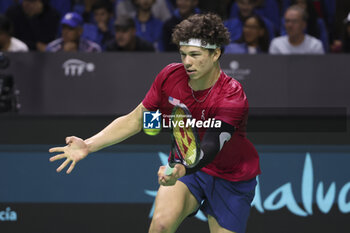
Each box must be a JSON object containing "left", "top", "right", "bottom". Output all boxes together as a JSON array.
[{"left": 49, "top": 13, "right": 260, "bottom": 233}]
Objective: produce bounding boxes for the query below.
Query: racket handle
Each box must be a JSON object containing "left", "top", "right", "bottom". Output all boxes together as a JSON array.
[{"left": 165, "top": 163, "right": 174, "bottom": 176}]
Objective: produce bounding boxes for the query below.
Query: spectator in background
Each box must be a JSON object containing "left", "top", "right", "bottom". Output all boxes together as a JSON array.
[
  {"left": 224, "top": 0, "right": 275, "bottom": 43},
  {"left": 81, "top": 0, "right": 115, "bottom": 49},
  {"left": 72, "top": 0, "right": 99, "bottom": 23},
  {"left": 5, "top": 0, "right": 60, "bottom": 51},
  {"left": 105, "top": 15, "right": 155, "bottom": 51},
  {"left": 269, "top": 5, "right": 324, "bottom": 54},
  {"left": 254, "top": 0, "right": 280, "bottom": 30},
  {"left": 46, "top": 12, "right": 101, "bottom": 52},
  {"left": 115, "top": 0, "right": 173, "bottom": 23},
  {"left": 225, "top": 14, "right": 269, "bottom": 54},
  {"left": 280, "top": 0, "right": 329, "bottom": 52},
  {"left": 341, "top": 12, "right": 350, "bottom": 53},
  {"left": 134, "top": 0, "right": 163, "bottom": 51},
  {"left": 0, "top": 14, "right": 28, "bottom": 52},
  {"left": 329, "top": 1, "right": 350, "bottom": 53},
  {"left": 281, "top": 0, "right": 335, "bottom": 34},
  {"left": 162, "top": 0, "right": 199, "bottom": 51},
  {"left": 229, "top": 0, "right": 280, "bottom": 33}
]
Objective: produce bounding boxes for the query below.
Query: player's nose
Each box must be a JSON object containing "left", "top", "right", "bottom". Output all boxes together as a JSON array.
[{"left": 183, "top": 57, "right": 192, "bottom": 68}]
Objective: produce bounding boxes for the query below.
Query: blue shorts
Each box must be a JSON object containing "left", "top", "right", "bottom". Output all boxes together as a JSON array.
[{"left": 178, "top": 171, "right": 256, "bottom": 233}]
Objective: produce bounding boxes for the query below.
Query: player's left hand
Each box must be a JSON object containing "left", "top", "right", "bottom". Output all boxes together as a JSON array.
[{"left": 158, "top": 164, "right": 186, "bottom": 186}]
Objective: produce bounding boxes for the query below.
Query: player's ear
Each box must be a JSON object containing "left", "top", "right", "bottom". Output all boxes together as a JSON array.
[{"left": 212, "top": 48, "right": 221, "bottom": 62}]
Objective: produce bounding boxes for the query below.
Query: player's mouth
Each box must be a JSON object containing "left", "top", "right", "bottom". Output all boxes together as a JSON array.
[{"left": 186, "top": 69, "right": 196, "bottom": 75}]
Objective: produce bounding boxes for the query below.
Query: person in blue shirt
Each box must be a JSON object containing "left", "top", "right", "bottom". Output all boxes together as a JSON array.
[
  {"left": 162, "top": 0, "right": 200, "bottom": 51},
  {"left": 225, "top": 14, "right": 269, "bottom": 54},
  {"left": 115, "top": 0, "right": 173, "bottom": 23},
  {"left": 46, "top": 12, "right": 101, "bottom": 52},
  {"left": 229, "top": 0, "right": 280, "bottom": 33},
  {"left": 134, "top": 0, "right": 164, "bottom": 51},
  {"left": 81, "top": 0, "right": 115, "bottom": 49},
  {"left": 105, "top": 14, "right": 155, "bottom": 51},
  {"left": 224, "top": 0, "right": 275, "bottom": 43}
]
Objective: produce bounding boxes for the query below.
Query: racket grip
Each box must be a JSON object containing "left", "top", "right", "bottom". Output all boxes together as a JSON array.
[{"left": 165, "top": 163, "right": 174, "bottom": 176}]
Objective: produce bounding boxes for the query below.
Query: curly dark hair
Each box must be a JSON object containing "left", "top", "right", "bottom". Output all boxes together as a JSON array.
[{"left": 172, "top": 13, "right": 231, "bottom": 49}]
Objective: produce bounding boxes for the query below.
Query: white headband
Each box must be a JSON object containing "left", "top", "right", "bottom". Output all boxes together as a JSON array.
[{"left": 179, "top": 38, "right": 218, "bottom": 49}]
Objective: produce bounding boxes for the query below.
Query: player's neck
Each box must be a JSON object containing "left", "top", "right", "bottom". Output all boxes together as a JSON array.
[{"left": 189, "top": 63, "right": 221, "bottom": 91}]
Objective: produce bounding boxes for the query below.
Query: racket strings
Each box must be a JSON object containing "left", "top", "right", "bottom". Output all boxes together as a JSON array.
[{"left": 172, "top": 109, "right": 198, "bottom": 165}]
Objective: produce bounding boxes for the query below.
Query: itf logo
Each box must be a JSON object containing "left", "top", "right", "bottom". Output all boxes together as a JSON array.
[
  {"left": 143, "top": 110, "right": 162, "bottom": 136},
  {"left": 62, "top": 59, "right": 95, "bottom": 76}
]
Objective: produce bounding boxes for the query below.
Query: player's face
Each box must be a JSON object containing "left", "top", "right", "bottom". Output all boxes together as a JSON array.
[{"left": 179, "top": 46, "right": 220, "bottom": 81}]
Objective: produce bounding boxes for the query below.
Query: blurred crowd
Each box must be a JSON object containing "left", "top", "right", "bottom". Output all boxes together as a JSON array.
[{"left": 0, "top": 0, "right": 349, "bottom": 54}]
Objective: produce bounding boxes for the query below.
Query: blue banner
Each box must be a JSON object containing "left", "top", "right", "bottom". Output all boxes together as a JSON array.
[{"left": 1, "top": 145, "right": 350, "bottom": 218}]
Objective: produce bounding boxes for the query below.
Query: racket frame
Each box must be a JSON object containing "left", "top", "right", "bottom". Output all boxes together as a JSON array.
[{"left": 165, "top": 104, "right": 201, "bottom": 175}]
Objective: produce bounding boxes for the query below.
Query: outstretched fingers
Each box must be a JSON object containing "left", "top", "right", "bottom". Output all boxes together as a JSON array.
[
  {"left": 49, "top": 153, "right": 66, "bottom": 162},
  {"left": 56, "top": 158, "right": 70, "bottom": 173},
  {"left": 66, "top": 160, "right": 76, "bottom": 174},
  {"left": 49, "top": 147, "right": 64, "bottom": 153}
]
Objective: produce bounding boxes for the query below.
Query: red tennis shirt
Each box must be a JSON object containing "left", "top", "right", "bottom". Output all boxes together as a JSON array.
[{"left": 142, "top": 63, "right": 261, "bottom": 181}]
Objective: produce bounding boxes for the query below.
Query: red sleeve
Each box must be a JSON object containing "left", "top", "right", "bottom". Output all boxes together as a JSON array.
[
  {"left": 142, "top": 63, "right": 181, "bottom": 111},
  {"left": 214, "top": 82, "right": 248, "bottom": 128}
]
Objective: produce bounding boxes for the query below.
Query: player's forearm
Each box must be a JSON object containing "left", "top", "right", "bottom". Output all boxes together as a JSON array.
[
  {"left": 84, "top": 104, "right": 144, "bottom": 153},
  {"left": 185, "top": 121, "right": 234, "bottom": 175}
]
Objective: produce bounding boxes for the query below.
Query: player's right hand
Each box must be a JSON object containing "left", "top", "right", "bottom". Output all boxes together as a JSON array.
[
  {"left": 158, "top": 164, "right": 186, "bottom": 186},
  {"left": 49, "top": 136, "right": 89, "bottom": 174}
]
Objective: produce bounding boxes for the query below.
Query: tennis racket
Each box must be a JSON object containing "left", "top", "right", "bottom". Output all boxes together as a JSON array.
[{"left": 165, "top": 103, "right": 201, "bottom": 175}]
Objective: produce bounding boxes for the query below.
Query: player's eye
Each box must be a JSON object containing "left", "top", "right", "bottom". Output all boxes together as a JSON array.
[{"left": 190, "top": 53, "right": 200, "bottom": 57}]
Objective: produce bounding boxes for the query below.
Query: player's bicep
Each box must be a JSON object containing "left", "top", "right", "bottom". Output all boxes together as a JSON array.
[{"left": 126, "top": 103, "right": 149, "bottom": 131}]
